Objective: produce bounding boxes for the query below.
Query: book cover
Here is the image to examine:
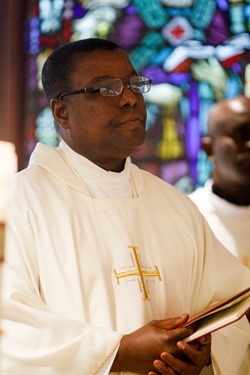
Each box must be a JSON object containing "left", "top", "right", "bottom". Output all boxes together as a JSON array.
[{"left": 183, "top": 287, "right": 250, "bottom": 342}]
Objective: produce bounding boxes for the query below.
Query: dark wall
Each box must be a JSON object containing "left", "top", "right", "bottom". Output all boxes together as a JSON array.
[{"left": 0, "top": 0, "right": 27, "bottom": 170}]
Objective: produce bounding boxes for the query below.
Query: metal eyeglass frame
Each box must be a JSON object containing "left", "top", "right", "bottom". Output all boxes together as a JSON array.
[{"left": 57, "top": 75, "right": 152, "bottom": 99}]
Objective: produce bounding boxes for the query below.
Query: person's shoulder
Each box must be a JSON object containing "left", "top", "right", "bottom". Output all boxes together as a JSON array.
[
  {"left": 138, "top": 167, "right": 187, "bottom": 194},
  {"left": 28, "top": 142, "right": 61, "bottom": 167},
  {"left": 13, "top": 143, "right": 61, "bottom": 186},
  {"left": 188, "top": 180, "right": 214, "bottom": 211},
  {"left": 133, "top": 165, "right": 177, "bottom": 192},
  {"left": 189, "top": 186, "right": 206, "bottom": 202},
  {"left": 133, "top": 164, "right": 199, "bottom": 208}
]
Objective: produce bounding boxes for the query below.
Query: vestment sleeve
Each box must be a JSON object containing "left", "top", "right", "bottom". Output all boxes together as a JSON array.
[
  {"left": 1, "top": 177, "right": 122, "bottom": 375},
  {"left": 190, "top": 208, "right": 250, "bottom": 375}
]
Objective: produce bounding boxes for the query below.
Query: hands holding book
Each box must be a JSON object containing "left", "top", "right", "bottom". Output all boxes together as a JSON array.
[
  {"left": 149, "top": 333, "right": 212, "bottom": 375},
  {"left": 112, "top": 288, "right": 249, "bottom": 374},
  {"left": 149, "top": 287, "right": 250, "bottom": 374},
  {"left": 112, "top": 314, "right": 211, "bottom": 375}
]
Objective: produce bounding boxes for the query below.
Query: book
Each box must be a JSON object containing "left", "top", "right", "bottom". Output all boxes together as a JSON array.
[{"left": 183, "top": 287, "right": 250, "bottom": 342}]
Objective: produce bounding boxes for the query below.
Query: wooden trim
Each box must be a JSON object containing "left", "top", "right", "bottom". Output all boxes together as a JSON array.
[
  {"left": 0, "top": 222, "right": 5, "bottom": 263},
  {"left": 0, "top": 0, "right": 28, "bottom": 170}
]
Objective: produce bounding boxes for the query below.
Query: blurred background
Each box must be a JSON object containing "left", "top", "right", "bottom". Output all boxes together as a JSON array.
[{"left": 0, "top": 0, "right": 250, "bottom": 193}]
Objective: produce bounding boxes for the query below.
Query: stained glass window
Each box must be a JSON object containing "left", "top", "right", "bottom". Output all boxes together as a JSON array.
[{"left": 25, "top": 0, "right": 250, "bottom": 193}]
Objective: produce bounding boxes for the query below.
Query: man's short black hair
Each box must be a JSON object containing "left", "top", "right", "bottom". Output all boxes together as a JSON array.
[{"left": 42, "top": 38, "right": 120, "bottom": 102}]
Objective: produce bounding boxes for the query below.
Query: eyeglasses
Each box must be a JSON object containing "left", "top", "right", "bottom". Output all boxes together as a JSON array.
[{"left": 57, "top": 76, "right": 152, "bottom": 99}]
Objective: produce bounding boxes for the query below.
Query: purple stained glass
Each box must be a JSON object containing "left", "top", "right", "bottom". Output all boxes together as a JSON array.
[
  {"left": 216, "top": 0, "right": 229, "bottom": 12},
  {"left": 125, "top": 4, "right": 138, "bottom": 16},
  {"left": 73, "top": 4, "right": 86, "bottom": 19},
  {"left": 231, "top": 62, "right": 243, "bottom": 75},
  {"left": 165, "top": 72, "right": 191, "bottom": 85},
  {"left": 109, "top": 15, "right": 147, "bottom": 51},
  {"left": 141, "top": 66, "right": 168, "bottom": 83},
  {"left": 161, "top": 161, "right": 189, "bottom": 185},
  {"left": 206, "top": 10, "right": 231, "bottom": 45},
  {"left": 189, "top": 82, "right": 199, "bottom": 115}
]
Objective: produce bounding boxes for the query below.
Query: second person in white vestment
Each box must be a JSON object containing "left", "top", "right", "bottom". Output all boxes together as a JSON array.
[
  {"left": 189, "top": 95, "right": 250, "bottom": 269},
  {"left": 189, "top": 95, "right": 250, "bottom": 373}
]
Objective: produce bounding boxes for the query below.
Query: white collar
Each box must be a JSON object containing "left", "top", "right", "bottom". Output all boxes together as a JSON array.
[
  {"left": 205, "top": 179, "right": 250, "bottom": 217},
  {"left": 59, "top": 140, "right": 133, "bottom": 198}
]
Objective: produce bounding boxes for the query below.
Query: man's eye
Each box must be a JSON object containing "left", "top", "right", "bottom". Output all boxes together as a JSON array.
[{"left": 231, "top": 131, "right": 248, "bottom": 142}]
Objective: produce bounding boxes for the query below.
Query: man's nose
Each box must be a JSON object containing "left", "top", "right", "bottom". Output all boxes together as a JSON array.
[{"left": 118, "top": 85, "right": 138, "bottom": 107}]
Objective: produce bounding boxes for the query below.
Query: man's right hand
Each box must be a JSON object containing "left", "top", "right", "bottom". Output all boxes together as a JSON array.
[{"left": 111, "top": 314, "right": 197, "bottom": 374}]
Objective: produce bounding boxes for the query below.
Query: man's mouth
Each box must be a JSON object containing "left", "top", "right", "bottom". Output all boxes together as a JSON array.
[{"left": 118, "top": 117, "right": 144, "bottom": 125}]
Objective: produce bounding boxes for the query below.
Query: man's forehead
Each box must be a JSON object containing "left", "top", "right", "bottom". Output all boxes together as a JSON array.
[{"left": 72, "top": 50, "right": 136, "bottom": 81}]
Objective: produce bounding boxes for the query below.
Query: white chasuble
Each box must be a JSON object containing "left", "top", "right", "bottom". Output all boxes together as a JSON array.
[
  {"left": 2, "top": 143, "right": 250, "bottom": 375},
  {"left": 189, "top": 179, "right": 250, "bottom": 268}
]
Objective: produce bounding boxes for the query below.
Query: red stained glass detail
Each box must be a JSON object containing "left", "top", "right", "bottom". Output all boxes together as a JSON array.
[{"left": 170, "top": 25, "right": 185, "bottom": 40}]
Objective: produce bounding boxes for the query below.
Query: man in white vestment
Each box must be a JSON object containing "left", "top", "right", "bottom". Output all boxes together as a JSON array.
[
  {"left": 2, "top": 39, "right": 250, "bottom": 375},
  {"left": 189, "top": 95, "right": 250, "bottom": 372},
  {"left": 189, "top": 95, "right": 250, "bottom": 269}
]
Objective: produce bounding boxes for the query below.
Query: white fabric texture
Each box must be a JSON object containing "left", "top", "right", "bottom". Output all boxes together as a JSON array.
[
  {"left": 2, "top": 143, "right": 250, "bottom": 375},
  {"left": 189, "top": 179, "right": 250, "bottom": 268},
  {"left": 189, "top": 179, "right": 250, "bottom": 374}
]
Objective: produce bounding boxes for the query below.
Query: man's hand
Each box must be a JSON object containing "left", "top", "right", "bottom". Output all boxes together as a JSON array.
[
  {"left": 149, "top": 334, "right": 212, "bottom": 375},
  {"left": 111, "top": 314, "right": 204, "bottom": 374}
]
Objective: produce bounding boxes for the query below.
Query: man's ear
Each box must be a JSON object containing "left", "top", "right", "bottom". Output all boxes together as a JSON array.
[
  {"left": 50, "top": 99, "right": 70, "bottom": 129},
  {"left": 201, "top": 136, "right": 215, "bottom": 162}
]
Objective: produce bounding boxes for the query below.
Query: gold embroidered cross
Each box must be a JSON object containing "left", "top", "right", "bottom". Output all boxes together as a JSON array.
[
  {"left": 114, "top": 246, "right": 161, "bottom": 301},
  {"left": 242, "top": 256, "right": 250, "bottom": 268}
]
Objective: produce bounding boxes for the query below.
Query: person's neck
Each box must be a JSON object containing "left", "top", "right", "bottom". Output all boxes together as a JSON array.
[{"left": 212, "top": 183, "right": 250, "bottom": 206}]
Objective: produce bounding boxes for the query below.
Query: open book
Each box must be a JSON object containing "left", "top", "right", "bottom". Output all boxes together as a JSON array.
[{"left": 183, "top": 287, "right": 250, "bottom": 342}]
